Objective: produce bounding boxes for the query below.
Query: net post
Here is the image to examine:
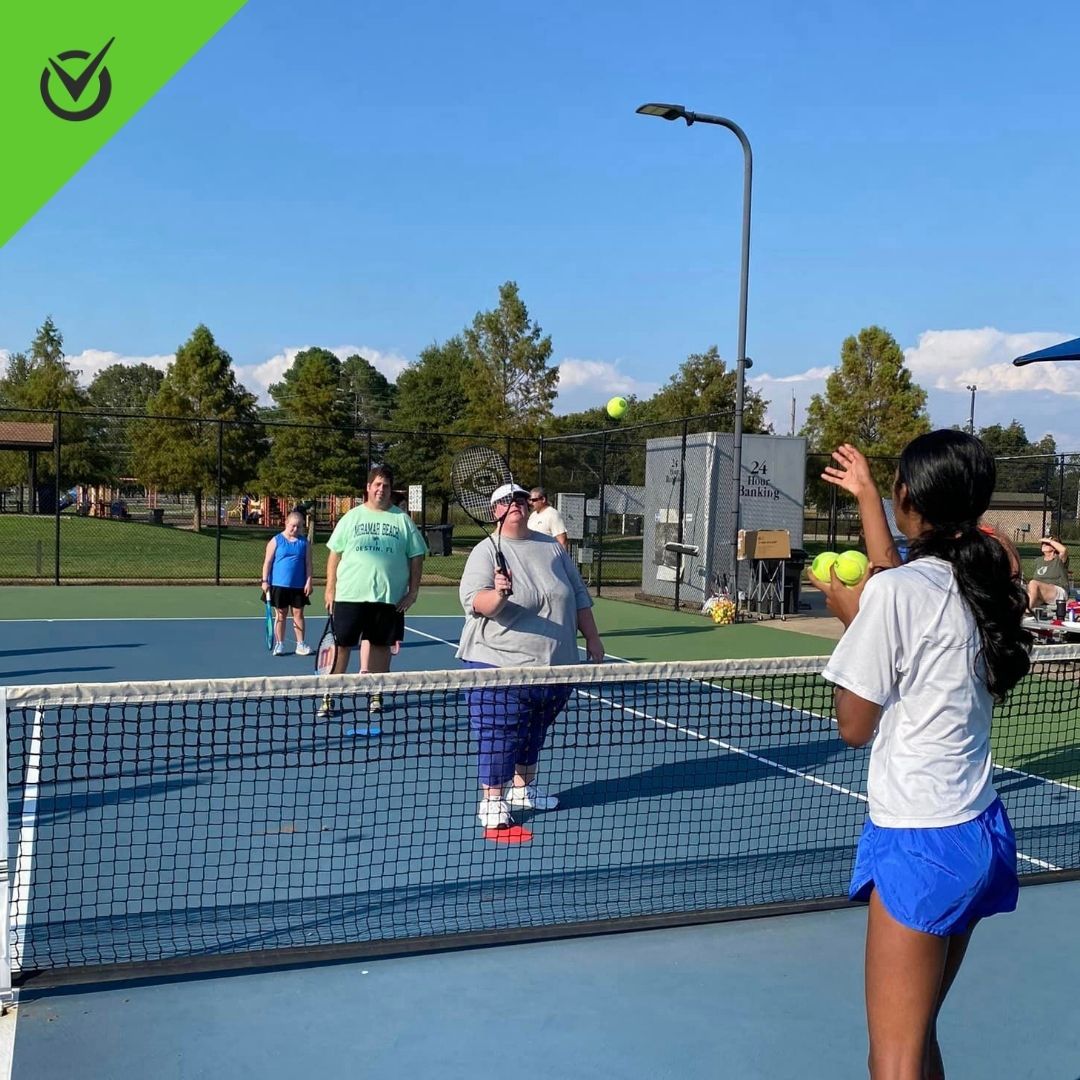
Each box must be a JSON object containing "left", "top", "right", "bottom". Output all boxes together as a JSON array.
[
  {"left": 674, "top": 419, "right": 688, "bottom": 612},
  {"left": 53, "top": 410, "right": 62, "bottom": 585},
  {"left": 0, "top": 688, "right": 13, "bottom": 1007},
  {"left": 215, "top": 419, "right": 224, "bottom": 586}
]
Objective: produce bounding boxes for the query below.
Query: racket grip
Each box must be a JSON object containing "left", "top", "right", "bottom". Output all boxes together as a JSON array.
[{"left": 496, "top": 552, "right": 513, "bottom": 597}]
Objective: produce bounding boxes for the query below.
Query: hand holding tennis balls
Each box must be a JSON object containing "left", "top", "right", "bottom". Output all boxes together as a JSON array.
[
  {"left": 810, "top": 551, "right": 840, "bottom": 585},
  {"left": 810, "top": 549, "right": 868, "bottom": 588},
  {"left": 834, "top": 550, "right": 869, "bottom": 586},
  {"left": 606, "top": 396, "right": 628, "bottom": 420}
]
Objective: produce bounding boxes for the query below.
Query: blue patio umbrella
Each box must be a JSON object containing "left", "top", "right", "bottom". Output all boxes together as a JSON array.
[{"left": 1012, "top": 336, "right": 1080, "bottom": 366}]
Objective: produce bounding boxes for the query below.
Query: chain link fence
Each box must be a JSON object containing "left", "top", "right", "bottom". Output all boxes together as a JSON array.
[{"left": 4, "top": 405, "right": 1078, "bottom": 594}]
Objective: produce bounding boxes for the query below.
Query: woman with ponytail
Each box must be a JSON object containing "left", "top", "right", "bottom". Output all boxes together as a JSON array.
[{"left": 814, "top": 431, "right": 1032, "bottom": 1080}]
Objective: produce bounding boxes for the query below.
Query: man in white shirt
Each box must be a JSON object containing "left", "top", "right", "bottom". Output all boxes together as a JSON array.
[{"left": 527, "top": 487, "right": 569, "bottom": 550}]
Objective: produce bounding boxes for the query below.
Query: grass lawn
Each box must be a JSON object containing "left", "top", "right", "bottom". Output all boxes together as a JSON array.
[{"left": 0, "top": 514, "right": 472, "bottom": 583}]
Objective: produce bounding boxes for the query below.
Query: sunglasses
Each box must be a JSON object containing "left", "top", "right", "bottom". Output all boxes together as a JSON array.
[
  {"left": 527, "top": 497, "right": 543, "bottom": 503},
  {"left": 494, "top": 494, "right": 529, "bottom": 508}
]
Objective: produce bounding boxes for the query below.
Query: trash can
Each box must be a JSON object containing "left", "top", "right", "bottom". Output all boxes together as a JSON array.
[
  {"left": 150, "top": 508, "right": 165, "bottom": 525},
  {"left": 423, "top": 524, "right": 453, "bottom": 557},
  {"left": 784, "top": 549, "right": 808, "bottom": 614}
]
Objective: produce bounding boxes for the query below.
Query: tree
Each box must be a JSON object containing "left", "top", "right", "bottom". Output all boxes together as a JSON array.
[
  {"left": 462, "top": 282, "right": 559, "bottom": 436},
  {"left": 87, "top": 363, "right": 165, "bottom": 413},
  {"left": 339, "top": 353, "right": 397, "bottom": 431},
  {"left": 977, "top": 420, "right": 1060, "bottom": 516},
  {"left": 87, "top": 363, "right": 167, "bottom": 481},
  {"left": 259, "top": 347, "right": 358, "bottom": 500},
  {"left": 388, "top": 336, "right": 472, "bottom": 520},
  {"left": 802, "top": 326, "right": 930, "bottom": 498},
  {"left": 0, "top": 316, "right": 108, "bottom": 494},
  {"left": 643, "top": 346, "right": 770, "bottom": 432},
  {"left": 131, "top": 325, "right": 266, "bottom": 530}
]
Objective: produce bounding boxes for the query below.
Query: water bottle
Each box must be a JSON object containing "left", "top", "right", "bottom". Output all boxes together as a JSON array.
[{"left": 1056, "top": 598, "right": 1067, "bottom": 621}]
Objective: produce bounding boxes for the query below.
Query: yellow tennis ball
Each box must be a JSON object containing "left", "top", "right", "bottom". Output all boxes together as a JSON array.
[
  {"left": 835, "top": 550, "right": 869, "bottom": 586},
  {"left": 606, "top": 396, "right": 628, "bottom": 420},
  {"left": 810, "top": 551, "right": 840, "bottom": 584}
]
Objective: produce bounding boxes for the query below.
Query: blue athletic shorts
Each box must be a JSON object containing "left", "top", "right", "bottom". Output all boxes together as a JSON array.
[
  {"left": 463, "top": 661, "right": 571, "bottom": 787},
  {"left": 849, "top": 797, "right": 1019, "bottom": 936}
]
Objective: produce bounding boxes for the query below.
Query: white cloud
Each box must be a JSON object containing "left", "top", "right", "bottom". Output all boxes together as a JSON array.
[
  {"left": 65, "top": 348, "right": 174, "bottom": 385},
  {"left": 751, "top": 327, "right": 1080, "bottom": 447},
  {"left": 554, "top": 358, "right": 660, "bottom": 414},
  {"left": 750, "top": 368, "right": 830, "bottom": 436},
  {"left": 904, "top": 328, "right": 1080, "bottom": 395},
  {"left": 237, "top": 344, "right": 411, "bottom": 402}
]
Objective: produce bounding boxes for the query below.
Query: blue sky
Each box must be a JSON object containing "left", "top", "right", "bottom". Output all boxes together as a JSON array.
[{"left": 3, "top": 0, "right": 1080, "bottom": 444}]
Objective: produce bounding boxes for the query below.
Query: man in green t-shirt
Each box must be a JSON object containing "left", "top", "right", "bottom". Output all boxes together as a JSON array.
[{"left": 325, "top": 465, "right": 427, "bottom": 677}]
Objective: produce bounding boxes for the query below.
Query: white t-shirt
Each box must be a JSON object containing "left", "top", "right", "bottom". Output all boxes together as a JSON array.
[
  {"left": 821, "top": 557, "right": 997, "bottom": 828},
  {"left": 528, "top": 504, "right": 567, "bottom": 538}
]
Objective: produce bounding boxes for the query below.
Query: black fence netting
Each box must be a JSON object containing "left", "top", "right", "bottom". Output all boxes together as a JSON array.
[{"left": 3, "top": 405, "right": 1078, "bottom": 592}]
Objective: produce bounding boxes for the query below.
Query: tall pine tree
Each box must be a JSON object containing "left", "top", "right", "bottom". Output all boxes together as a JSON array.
[{"left": 131, "top": 325, "right": 266, "bottom": 530}]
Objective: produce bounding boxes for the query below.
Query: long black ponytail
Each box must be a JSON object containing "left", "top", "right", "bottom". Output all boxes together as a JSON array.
[{"left": 898, "top": 430, "right": 1032, "bottom": 700}]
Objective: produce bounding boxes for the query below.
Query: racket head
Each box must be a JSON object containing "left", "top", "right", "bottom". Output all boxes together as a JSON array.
[
  {"left": 264, "top": 598, "right": 274, "bottom": 652},
  {"left": 315, "top": 615, "right": 337, "bottom": 675},
  {"left": 451, "top": 446, "right": 513, "bottom": 526}
]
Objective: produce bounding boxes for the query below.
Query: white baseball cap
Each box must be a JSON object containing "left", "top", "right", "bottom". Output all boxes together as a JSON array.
[{"left": 489, "top": 483, "right": 529, "bottom": 505}]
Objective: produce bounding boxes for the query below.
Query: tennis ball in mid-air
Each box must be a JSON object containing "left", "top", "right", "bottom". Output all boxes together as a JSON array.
[
  {"left": 835, "top": 550, "right": 869, "bottom": 586},
  {"left": 606, "top": 396, "right": 628, "bottom": 420},
  {"left": 810, "top": 551, "right": 840, "bottom": 584}
]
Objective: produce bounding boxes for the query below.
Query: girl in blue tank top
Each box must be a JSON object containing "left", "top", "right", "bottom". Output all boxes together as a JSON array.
[{"left": 261, "top": 511, "right": 314, "bottom": 655}]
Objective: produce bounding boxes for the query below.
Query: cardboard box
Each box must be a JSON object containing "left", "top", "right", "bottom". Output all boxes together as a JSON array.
[{"left": 738, "top": 529, "right": 791, "bottom": 560}]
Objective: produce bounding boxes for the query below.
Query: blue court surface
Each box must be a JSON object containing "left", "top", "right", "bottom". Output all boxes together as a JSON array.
[{"left": 1, "top": 616, "right": 1078, "bottom": 1078}]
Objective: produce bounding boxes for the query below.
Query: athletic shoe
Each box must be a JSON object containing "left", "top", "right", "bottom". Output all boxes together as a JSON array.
[
  {"left": 504, "top": 784, "right": 558, "bottom": 811},
  {"left": 272, "top": 642, "right": 286, "bottom": 656},
  {"left": 369, "top": 692, "right": 383, "bottom": 714},
  {"left": 295, "top": 641, "right": 312, "bottom": 656},
  {"left": 477, "top": 797, "right": 511, "bottom": 829},
  {"left": 317, "top": 693, "right": 336, "bottom": 717}
]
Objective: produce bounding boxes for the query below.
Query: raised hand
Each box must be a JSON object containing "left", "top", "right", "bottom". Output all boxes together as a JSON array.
[{"left": 822, "top": 443, "right": 877, "bottom": 500}]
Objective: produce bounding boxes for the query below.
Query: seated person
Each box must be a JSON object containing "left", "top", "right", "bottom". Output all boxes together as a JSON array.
[{"left": 1027, "top": 536, "right": 1070, "bottom": 612}]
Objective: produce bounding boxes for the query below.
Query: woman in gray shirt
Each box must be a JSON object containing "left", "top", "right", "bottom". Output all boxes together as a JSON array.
[{"left": 458, "top": 483, "right": 605, "bottom": 830}]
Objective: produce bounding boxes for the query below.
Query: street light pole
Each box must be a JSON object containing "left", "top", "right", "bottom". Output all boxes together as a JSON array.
[
  {"left": 635, "top": 103, "right": 753, "bottom": 605},
  {"left": 965, "top": 384, "right": 977, "bottom": 434}
]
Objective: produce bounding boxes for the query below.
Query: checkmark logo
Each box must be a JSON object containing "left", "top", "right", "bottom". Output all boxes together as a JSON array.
[{"left": 40, "top": 37, "right": 116, "bottom": 121}]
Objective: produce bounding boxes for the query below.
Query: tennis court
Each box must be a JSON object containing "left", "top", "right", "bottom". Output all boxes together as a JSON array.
[{"left": 1, "top": 596, "right": 1078, "bottom": 1077}]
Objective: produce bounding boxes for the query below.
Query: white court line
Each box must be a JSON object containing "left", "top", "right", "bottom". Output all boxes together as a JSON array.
[
  {"left": 11, "top": 708, "right": 42, "bottom": 976},
  {"left": 403, "top": 622, "right": 1062, "bottom": 871},
  {"left": 0, "top": 704, "right": 43, "bottom": 1062}
]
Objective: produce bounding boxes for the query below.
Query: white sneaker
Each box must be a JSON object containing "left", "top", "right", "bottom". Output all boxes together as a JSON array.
[
  {"left": 369, "top": 692, "right": 382, "bottom": 714},
  {"left": 477, "top": 797, "right": 511, "bottom": 829},
  {"left": 295, "top": 641, "right": 312, "bottom": 656},
  {"left": 504, "top": 784, "right": 558, "bottom": 811},
  {"left": 317, "top": 694, "right": 336, "bottom": 717},
  {"left": 272, "top": 642, "right": 286, "bottom": 656}
]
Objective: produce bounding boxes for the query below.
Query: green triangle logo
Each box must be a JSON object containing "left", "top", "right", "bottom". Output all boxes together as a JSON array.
[{"left": 1, "top": 3, "right": 248, "bottom": 249}]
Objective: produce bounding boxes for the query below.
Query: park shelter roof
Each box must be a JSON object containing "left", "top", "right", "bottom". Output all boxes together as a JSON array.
[
  {"left": 1012, "top": 336, "right": 1080, "bottom": 366},
  {"left": 0, "top": 422, "right": 55, "bottom": 451}
]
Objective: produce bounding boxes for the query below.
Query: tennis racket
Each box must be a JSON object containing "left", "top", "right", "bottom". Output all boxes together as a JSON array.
[
  {"left": 315, "top": 613, "right": 338, "bottom": 675},
  {"left": 264, "top": 593, "right": 275, "bottom": 652},
  {"left": 452, "top": 446, "right": 515, "bottom": 596}
]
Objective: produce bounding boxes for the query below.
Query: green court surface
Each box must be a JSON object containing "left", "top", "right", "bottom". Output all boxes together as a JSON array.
[{"left": 0, "top": 585, "right": 835, "bottom": 661}]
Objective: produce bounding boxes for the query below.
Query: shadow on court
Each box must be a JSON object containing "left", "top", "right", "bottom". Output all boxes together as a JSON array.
[
  {"left": 557, "top": 739, "right": 848, "bottom": 811},
  {"left": 0, "top": 643, "right": 143, "bottom": 658}
]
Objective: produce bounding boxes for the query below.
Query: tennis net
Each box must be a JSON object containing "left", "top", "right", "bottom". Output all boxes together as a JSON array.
[{"left": 3, "top": 647, "right": 1079, "bottom": 987}]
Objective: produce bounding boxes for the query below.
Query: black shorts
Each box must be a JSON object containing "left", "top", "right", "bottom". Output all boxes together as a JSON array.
[
  {"left": 332, "top": 601, "right": 399, "bottom": 648},
  {"left": 269, "top": 586, "right": 309, "bottom": 611}
]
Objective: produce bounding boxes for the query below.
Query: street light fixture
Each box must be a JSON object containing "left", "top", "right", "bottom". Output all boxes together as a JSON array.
[
  {"left": 636, "top": 102, "right": 753, "bottom": 606},
  {"left": 965, "top": 384, "right": 977, "bottom": 434}
]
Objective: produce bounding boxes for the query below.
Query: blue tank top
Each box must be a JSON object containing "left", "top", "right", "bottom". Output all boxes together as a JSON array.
[{"left": 270, "top": 534, "right": 308, "bottom": 589}]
